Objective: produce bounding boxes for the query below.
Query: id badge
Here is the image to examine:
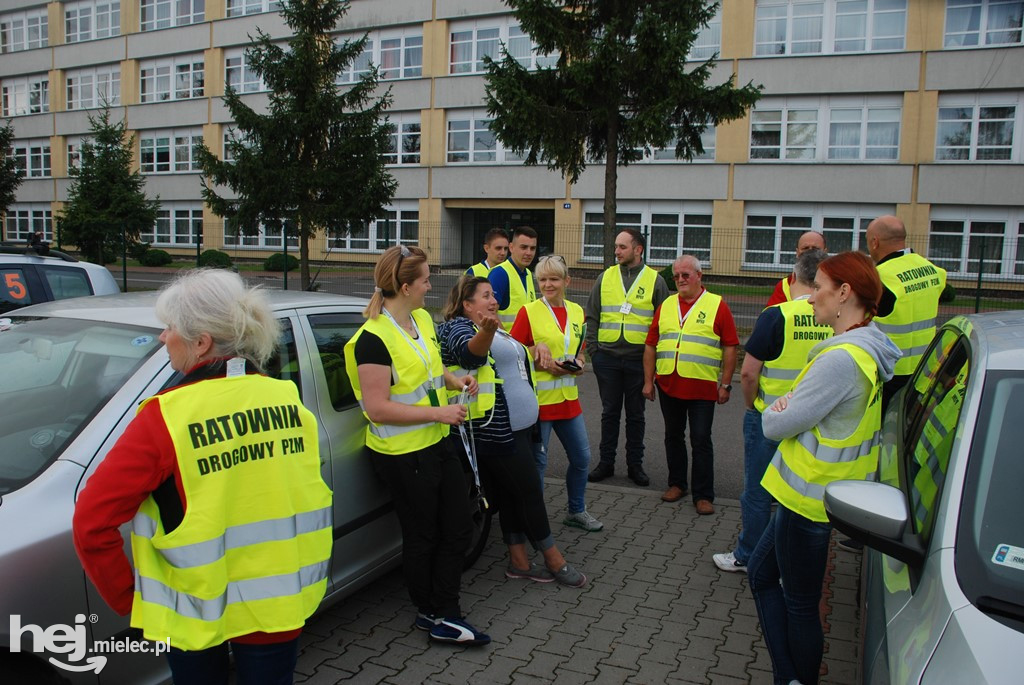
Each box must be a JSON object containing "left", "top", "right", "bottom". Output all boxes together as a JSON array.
[
  {"left": 517, "top": 354, "right": 529, "bottom": 380},
  {"left": 619, "top": 302, "right": 632, "bottom": 315},
  {"left": 428, "top": 388, "right": 440, "bottom": 407}
]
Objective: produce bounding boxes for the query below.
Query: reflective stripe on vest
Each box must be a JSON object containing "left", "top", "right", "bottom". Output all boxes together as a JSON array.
[
  {"left": 755, "top": 299, "right": 833, "bottom": 412},
  {"left": 876, "top": 253, "right": 946, "bottom": 376},
  {"left": 597, "top": 264, "right": 659, "bottom": 344},
  {"left": 524, "top": 298, "right": 584, "bottom": 406},
  {"left": 761, "top": 342, "right": 883, "bottom": 522},
  {"left": 343, "top": 308, "right": 450, "bottom": 454},
  {"left": 654, "top": 292, "right": 723, "bottom": 382},
  {"left": 130, "top": 374, "right": 331, "bottom": 650},
  {"left": 495, "top": 261, "right": 536, "bottom": 330}
]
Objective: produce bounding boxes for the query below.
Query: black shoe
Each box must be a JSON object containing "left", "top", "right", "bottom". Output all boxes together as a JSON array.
[
  {"left": 627, "top": 465, "right": 650, "bottom": 487},
  {"left": 837, "top": 537, "right": 864, "bottom": 553},
  {"left": 588, "top": 462, "right": 615, "bottom": 482}
]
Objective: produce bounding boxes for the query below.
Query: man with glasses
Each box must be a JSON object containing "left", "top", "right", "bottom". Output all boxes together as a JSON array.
[
  {"left": 584, "top": 229, "right": 669, "bottom": 487},
  {"left": 643, "top": 255, "right": 738, "bottom": 515},
  {"left": 490, "top": 226, "right": 538, "bottom": 332}
]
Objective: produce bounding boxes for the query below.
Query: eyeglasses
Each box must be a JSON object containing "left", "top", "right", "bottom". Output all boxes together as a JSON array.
[{"left": 538, "top": 255, "right": 566, "bottom": 264}]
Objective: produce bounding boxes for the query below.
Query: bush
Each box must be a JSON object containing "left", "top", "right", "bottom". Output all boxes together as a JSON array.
[
  {"left": 139, "top": 249, "right": 173, "bottom": 267},
  {"left": 264, "top": 253, "right": 299, "bottom": 272},
  {"left": 128, "top": 241, "right": 151, "bottom": 262},
  {"left": 199, "top": 249, "right": 233, "bottom": 269}
]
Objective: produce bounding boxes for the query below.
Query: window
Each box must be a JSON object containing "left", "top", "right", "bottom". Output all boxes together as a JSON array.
[
  {"left": 1, "top": 75, "right": 49, "bottom": 116},
  {"left": 929, "top": 206, "right": 1024, "bottom": 277},
  {"left": 751, "top": 95, "right": 901, "bottom": 161},
  {"left": 383, "top": 113, "right": 421, "bottom": 165},
  {"left": 935, "top": 92, "right": 1022, "bottom": 162},
  {"left": 649, "top": 126, "right": 717, "bottom": 162},
  {"left": 755, "top": 0, "right": 906, "bottom": 55},
  {"left": 335, "top": 38, "right": 373, "bottom": 84},
  {"left": 222, "top": 128, "right": 252, "bottom": 163},
  {"left": 582, "top": 202, "right": 713, "bottom": 265},
  {"left": 11, "top": 139, "right": 51, "bottom": 178},
  {"left": 336, "top": 30, "right": 424, "bottom": 83},
  {"left": 40, "top": 266, "right": 92, "bottom": 300},
  {"left": 222, "top": 220, "right": 299, "bottom": 249},
  {"left": 139, "top": 129, "right": 203, "bottom": 173},
  {"left": 225, "top": 50, "right": 265, "bottom": 93},
  {"left": 264, "top": 320, "right": 301, "bottom": 395},
  {"left": 308, "top": 314, "right": 361, "bottom": 410},
  {"left": 65, "top": 1, "right": 120, "bottom": 43},
  {"left": 1, "top": 9, "right": 48, "bottom": 53},
  {"left": 4, "top": 204, "right": 53, "bottom": 242},
  {"left": 690, "top": 8, "right": 722, "bottom": 59},
  {"left": 226, "top": 0, "right": 282, "bottom": 17},
  {"left": 140, "top": 204, "right": 203, "bottom": 245},
  {"left": 449, "top": 19, "right": 558, "bottom": 74},
  {"left": 945, "top": 0, "right": 1023, "bottom": 47},
  {"left": 66, "top": 65, "right": 120, "bottom": 110},
  {"left": 743, "top": 203, "right": 889, "bottom": 267},
  {"left": 140, "top": 0, "right": 204, "bottom": 31},
  {"left": 447, "top": 110, "right": 523, "bottom": 163},
  {"left": 140, "top": 55, "right": 204, "bottom": 103},
  {"left": 1, "top": 268, "right": 33, "bottom": 312},
  {"left": 328, "top": 204, "right": 419, "bottom": 251}
]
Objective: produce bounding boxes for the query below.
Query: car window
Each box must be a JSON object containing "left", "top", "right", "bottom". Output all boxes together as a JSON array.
[
  {"left": 308, "top": 314, "right": 361, "bottom": 411},
  {"left": 2, "top": 268, "right": 34, "bottom": 313},
  {"left": 265, "top": 319, "right": 301, "bottom": 396},
  {"left": 39, "top": 265, "right": 92, "bottom": 300}
]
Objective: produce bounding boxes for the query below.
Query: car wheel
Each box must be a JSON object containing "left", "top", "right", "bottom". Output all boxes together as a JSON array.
[{"left": 463, "top": 487, "right": 492, "bottom": 569}]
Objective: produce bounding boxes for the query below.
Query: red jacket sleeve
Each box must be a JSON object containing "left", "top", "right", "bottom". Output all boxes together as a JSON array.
[
  {"left": 714, "top": 301, "right": 741, "bottom": 347},
  {"left": 72, "top": 399, "right": 180, "bottom": 616},
  {"left": 765, "top": 276, "right": 788, "bottom": 308}
]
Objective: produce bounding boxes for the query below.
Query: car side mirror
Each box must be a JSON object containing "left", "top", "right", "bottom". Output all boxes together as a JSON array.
[{"left": 824, "top": 480, "right": 926, "bottom": 567}]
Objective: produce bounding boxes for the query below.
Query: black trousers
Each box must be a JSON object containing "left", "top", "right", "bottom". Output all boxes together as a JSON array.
[
  {"left": 369, "top": 439, "right": 471, "bottom": 619},
  {"left": 658, "top": 392, "right": 716, "bottom": 502}
]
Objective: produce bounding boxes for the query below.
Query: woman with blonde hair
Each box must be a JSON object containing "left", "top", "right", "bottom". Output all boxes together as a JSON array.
[
  {"left": 343, "top": 245, "right": 489, "bottom": 646},
  {"left": 510, "top": 255, "right": 603, "bottom": 533}
]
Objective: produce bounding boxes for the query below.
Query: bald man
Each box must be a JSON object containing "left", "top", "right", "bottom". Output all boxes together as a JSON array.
[{"left": 765, "top": 231, "right": 827, "bottom": 308}]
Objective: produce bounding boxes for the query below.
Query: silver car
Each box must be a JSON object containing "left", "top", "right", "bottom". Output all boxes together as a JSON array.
[
  {"left": 825, "top": 312, "right": 1024, "bottom": 684},
  {"left": 0, "top": 291, "right": 490, "bottom": 683}
]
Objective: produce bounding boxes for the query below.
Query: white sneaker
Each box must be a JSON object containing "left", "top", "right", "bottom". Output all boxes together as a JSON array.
[
  {"left": 713, "top": 551, "right": 747, "bottom": 573},
  {"left": 564, "top": 510, "right": 604, "bottom": 532}
]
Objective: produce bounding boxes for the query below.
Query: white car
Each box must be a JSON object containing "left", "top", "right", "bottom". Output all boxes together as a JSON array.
[{"left": 0, "top": 243, "right": 120, "bottom": 315}]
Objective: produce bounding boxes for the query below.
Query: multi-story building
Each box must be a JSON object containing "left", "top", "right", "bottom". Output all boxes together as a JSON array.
[{"left": 2, "top": 0, "right": 1022, "bottom": 286}]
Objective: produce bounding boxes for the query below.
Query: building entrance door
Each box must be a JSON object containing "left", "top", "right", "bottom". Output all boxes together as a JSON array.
[{"left": 459, "top": 209, "right": 554, "bottom": 269}]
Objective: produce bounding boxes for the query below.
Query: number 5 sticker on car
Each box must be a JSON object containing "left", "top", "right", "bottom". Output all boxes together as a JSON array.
[{"left": 4, "top": 272, "right": 29, "bottom": 300}]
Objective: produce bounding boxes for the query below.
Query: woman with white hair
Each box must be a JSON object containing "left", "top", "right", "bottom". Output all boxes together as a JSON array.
[{"left": 74, "top": 268, "right": 333, "bottom": 685}]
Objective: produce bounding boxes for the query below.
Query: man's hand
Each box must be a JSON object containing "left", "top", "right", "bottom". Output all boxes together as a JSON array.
[
  {"left": 717, "top": 385, "right": 731, "bottom": 405},
  {"left": 642, "top": 381, "right": 656, "bottom": 402}
]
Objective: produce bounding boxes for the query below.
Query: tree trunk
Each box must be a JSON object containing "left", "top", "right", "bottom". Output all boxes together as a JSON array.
[{"left": 602, "top": 110, "right": 619, "bottom": 268}]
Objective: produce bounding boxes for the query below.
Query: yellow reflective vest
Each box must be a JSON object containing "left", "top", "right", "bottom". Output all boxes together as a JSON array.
[
  {"left": 780, "top": 275, "right": 792, "bottom": 302},
  {"left": 466, "top": 261, "right": 492, "bottom": 278},
  {"left": 494, "top": 260, "right": 536, "bottom": 331},
  {"left": 130, "top": 373, "right": 332, "bottom": 650},
  {"left": 761, "top": 342, "right": 883, "bottom": 522},
  {"left": 754, "top": 298, "right": 833, "bottom": 412},
  {"left": 654, "top": 292, "right": 723, "bottom": 382},
  {"left": 875, "top": 252, "right": 946, "bottom": 376},
  {"left": 597, "top": 264, "right": 659, "bottom": 345},
  {"left": 343, "top": 308, "right": 450, "bottom": 454},
  {"left": 447, "top": 336, "right": 499, "bottom": 422},
  {"left": 524, "top": 298, "right": 584, "bottom": 406}
]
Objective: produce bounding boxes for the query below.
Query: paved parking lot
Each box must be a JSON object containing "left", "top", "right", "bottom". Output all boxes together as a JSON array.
[{"left": 292, "top": 481, "right": 861, "bottom": 684}]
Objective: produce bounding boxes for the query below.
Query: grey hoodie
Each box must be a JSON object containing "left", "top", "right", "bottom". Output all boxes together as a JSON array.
[{"left": 762, "top": 323, "right": 902, "bottom": 442}]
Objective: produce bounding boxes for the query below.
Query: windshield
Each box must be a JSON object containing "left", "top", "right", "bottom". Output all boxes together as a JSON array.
[
  {"left": 956, "top": 370, "right": 1024, "bottom": 631},
  {"left": 0, "top": 316, "right": 161, "bottom": 495}
]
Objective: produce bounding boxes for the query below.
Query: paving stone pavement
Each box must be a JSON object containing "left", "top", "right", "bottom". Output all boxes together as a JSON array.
[{"left": 294, "top": 481, "right": 862, "bottom": 685}]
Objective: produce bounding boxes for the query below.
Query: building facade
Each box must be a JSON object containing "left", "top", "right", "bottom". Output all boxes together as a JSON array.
[{"left": 2, "top": 0, "right": 1023, "bottom": 284}]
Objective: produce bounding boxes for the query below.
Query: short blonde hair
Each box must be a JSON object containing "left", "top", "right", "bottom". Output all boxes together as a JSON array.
[{"left": 534, "top": 254, "right": 568, "bottom": 280}]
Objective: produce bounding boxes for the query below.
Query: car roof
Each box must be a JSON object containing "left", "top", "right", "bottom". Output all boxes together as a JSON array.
[
  {"left": 7, "top": 289, "right": 369, "bottom": 329},
  {"left": 949, "top": 311, "right": 1024, "bottom": 372}
]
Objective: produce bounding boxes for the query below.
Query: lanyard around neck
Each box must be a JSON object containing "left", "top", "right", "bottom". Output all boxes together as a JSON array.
[
  {"left": 676, "top": 290, "right": 707, "bottom": 339},
  {"left": 542, "top": 298, "right": 574, "bottom": 359},
  {"left": 383, "top": 308, "right": 434, "bottom": 383}
]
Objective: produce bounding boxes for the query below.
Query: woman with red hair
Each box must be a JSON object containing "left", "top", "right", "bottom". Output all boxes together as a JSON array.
[{"left": 747, "top": 251, "right": 901, "bottom": 685}]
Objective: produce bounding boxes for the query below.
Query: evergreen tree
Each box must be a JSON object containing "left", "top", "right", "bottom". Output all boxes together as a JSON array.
[
  {"left": 197, "top": 0, "right": 397, "bottom": 290},
  {"left": 484, "top": 0, "right": 761, "bottom": 266},
  {"left": 58, "top": 109, "right": 159, "bottom": 264},
  {"left": 0, "top": 120, "right": 23, "bottom": 222}
]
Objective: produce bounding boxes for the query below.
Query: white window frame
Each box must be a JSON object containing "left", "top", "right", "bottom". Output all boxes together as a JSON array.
[
  {"left": 66, "top": 135, "right": 85, "bottom": 171},
  {"left": 140, "top": 54, "right": 204, "bottom": 103},
  {"left": 140, "top": 0, "right": 204, "bottom": 32},
  {"left": 0, "top": 8, "right": 48, "bottom": 53},
  {"left": 223, "top": 219, "right": 299, "bottom": 249},
  {"left": 755, "top": 0, "right": 907, "bottom": 56},
  {"left": 449, "top": 18, "right": 558, "bottom": 75},
  {"left": 139, "top": 128, "right": 203, "bottom": 174},
  {"left": 225, "top": 49, "right": 266, "bottom": 94},
  {"left": 327, "top": 202, "right": 420, "bottom": 252},
  {"left": 944, "top": 0, "right": 1024, "bottom": 48},
  {"left": 335, "top": 28, "right": 424, "bottom": 84},
  {"left": 383, "top": 112, "right": 421, "bottom": 166},
  {"left": 65, "top": 1, "right": 120, "bottom": 44},
  {"left": 226, "top": 0, "right": 282, "bottom": 18},
  {"left": 65, "top": 64, "right": 120, "bottom": 110},
  {"left": 643, "top": 126, "right": 717, "bottom": 163},
  {"left": 935, "top": 91, "right": 1022, "bottom": 163},
  {"left": 141, "top": 203, "right": 204, "bottom": 246},
  {"left": 929, "top": 206, "right": 1024, "bottom": 278},
  {"left": 689, "top": 7, "right": 722, "bottom": 60},
  {"left": 581, "top": 201, "right": 714, "bottom": 266},
  {"left": 742, "top": 202, "right": 892, "bottom": 269},
  {"left": 750, "top": 95, "right": 901, "bottom": 162},
  {"left": 446, "top": 110, "right": 520, "bottom": 164},
  {"left": 1, "top": 75, "right": 49, "bottom": 117},
  {"left": 11, "top": 139, "right": 51, "bottom": 178},
  {"left": 5, "top": 204, "right": 53, "bottom": 242}
]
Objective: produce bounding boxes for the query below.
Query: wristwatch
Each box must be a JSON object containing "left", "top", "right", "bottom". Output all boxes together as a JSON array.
[{"left": 721, "top": 384, "right": 733, "bottom": 392}]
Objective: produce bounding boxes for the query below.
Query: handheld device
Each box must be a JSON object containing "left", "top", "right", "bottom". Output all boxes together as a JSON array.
[{"left": 556, "top": 359, "right": 582, "bottom": 372}]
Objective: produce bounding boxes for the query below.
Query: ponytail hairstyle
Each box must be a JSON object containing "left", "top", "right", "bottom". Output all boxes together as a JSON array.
[
  {"left": 817, "top": 251, "right": 883, "bottom": 326},
  {"left": 443, "top": 275, "right": 490, "bottom": 321},
  {"left": 363, "top": 244, "right": 429, "bottom": 319}
]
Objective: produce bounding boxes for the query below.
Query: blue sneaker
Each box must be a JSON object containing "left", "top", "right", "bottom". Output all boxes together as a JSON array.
[
  {"left": 414, "top": 612, "right": 439, "bottom": 631},
  {"left": 428, "top": 617, "right": 491, "bottom": 646}
]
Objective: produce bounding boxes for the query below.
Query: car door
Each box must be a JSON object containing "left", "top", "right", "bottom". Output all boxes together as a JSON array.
[
  {"left": 1, "top": 265, "right": 44, "bottom": 314},
  {"left": 864, "top": 325, "right": 972, "bottom": 684}
]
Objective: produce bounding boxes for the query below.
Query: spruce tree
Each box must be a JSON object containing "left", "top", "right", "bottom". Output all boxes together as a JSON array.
[{"left": 0, "top": 121, "right": 23, "bottom": 221}]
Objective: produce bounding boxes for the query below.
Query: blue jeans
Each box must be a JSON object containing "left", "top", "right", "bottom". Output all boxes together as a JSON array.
[
  {"left": 734, "top": 408, "right": 780, "bottom": 564},
  {"left": 167, "top": 638, "right": 299, "bottom": 685},
  {"left": 533, "top": 414, "right": 591, "bottom": 514},
  {"left": 747, "top": 506, "right": 833, "bottom": 685},
  {"left": 591, "top": 351, "right": 647, "bottom": 466}
]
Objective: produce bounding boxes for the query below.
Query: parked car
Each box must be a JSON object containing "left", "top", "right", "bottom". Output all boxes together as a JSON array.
[
  {"left": 0, "top": 290, "right": 490, "bottom": 683},
  {"left": 824, "top": 312, "right": 1024, "bottom": 684},
  {"left": 0, "top": 242, "right": 120, "bottom": 315}
]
